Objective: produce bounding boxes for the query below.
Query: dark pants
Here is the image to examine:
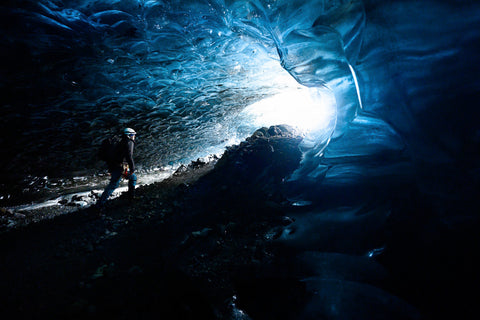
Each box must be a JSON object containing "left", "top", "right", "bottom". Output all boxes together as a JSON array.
[{"left": 98, "top": 168, "right": 137, "bottom": 205}]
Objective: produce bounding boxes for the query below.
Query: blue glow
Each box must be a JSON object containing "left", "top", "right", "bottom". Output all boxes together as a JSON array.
[
  {"left": 241, "top": 82, "right": 337, "bottom": 134},
  {"left": 1, "top": 1, "right": 479, "bottom": 319}
]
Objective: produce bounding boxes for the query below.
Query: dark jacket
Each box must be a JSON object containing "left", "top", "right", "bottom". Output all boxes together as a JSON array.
[{"left": 108, "top": 136, "right": 135, "bottom": 173}]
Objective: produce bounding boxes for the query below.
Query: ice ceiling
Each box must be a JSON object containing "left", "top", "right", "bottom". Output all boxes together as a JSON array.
[{"left": 1, "top": 0, "right": 480, "bottom": 199}]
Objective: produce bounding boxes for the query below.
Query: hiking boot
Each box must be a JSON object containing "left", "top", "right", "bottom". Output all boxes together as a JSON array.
[{"left": 127, "top": 189, "right": 136, "bottom": 201}]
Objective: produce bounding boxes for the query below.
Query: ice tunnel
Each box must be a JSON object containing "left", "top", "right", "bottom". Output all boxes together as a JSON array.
[
  {"left": 1, "top": 0, "right": 364, "bottom": 190},
  {"left": 1, "top": 0, "right": 480, "bottom": 319},
  {"left": 2, "top": 0, "right": 478, "bottom": 202}
]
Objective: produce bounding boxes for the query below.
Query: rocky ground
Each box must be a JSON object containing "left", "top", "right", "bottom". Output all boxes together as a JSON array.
[
  {"left": 0, "top": 125, "right": 306, "bottom": 319},
  {"left": 2, "top": 125, "right": 478, "bottom": 320}
]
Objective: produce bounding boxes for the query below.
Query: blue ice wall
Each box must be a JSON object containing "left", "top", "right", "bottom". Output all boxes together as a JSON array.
[
  {"left": 1, "top": 1, "right": 480, "bottom": 318},
  {"left": 0, "top": 0, "right": 364, "bottom": 179},
  {"left": 1, "top": 0, "right": 480, "bottom": 203}
]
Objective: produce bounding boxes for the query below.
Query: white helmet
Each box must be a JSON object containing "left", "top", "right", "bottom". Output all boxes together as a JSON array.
[{"left": 124, "top": 128, "right": 136, "bottom": 135}]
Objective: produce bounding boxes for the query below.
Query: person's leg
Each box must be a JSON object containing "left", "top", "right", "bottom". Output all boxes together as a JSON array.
[
  {"left": 127, "top": 173, "right": 137, "bottom": 199},
  {"left": 98, "top": 170, "right": 123, "bottom": 205}
]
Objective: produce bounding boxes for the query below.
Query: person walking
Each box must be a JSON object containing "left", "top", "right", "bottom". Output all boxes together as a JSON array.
[{"left": 97, "top": 128, "right": 137, "bottom": 207}]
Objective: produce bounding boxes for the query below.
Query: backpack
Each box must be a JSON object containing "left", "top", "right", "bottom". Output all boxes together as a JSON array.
[{"left": 98, "top": 135, "right": 122, "bottom": 164}]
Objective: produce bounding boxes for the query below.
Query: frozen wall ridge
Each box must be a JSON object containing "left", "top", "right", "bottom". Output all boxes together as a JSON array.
[
  {"left": 2, "top": 0, "right": 364, "bottom": 179},
  {"left": 1, "top": 1, "right": 480, "bottom": 318},
  {"left": 1, "top": 0, "right": 479, "bottom": 205}
]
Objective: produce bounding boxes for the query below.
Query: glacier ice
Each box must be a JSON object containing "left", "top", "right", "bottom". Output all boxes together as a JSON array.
[
  {"left": 2, "top": 0, "right": 479, "bottom": 254},
  {"left": 1, "top": 0, "right": 368, "bottom": 182},
  {"left": 1, "top": 0, "right": 478, "bottom": 214},
  {"left": 1, "top": 0, "right": 480, "bottom": 318}
]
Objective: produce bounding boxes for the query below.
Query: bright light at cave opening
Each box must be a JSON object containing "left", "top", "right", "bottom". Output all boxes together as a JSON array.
[{"left": 242, "top": 83, "right": 337, "bottom": 134}]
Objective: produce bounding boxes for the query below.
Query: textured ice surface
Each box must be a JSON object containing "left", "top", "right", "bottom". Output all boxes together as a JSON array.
[
  {"left": 300, "top": 278, "right": 421, "bottom": 320},
  {"left": 1, "top": 2, "right": 479, "bottom": 318},
  {"left": 1, "top": 0, "right": 363, "bottom": 179},
  {"left": 276, "top": 204, "right": 391, "bottom": 254},
  {"left": 1, "top": 0, "right": 480, "bottom": 204}
]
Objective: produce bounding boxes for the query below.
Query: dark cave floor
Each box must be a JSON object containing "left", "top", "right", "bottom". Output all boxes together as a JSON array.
[
  {"left": 0, "top": 159, "right": 261, "bottom": 319},
  {"left": 0, "top": 126, "right": 308, "bottom": 319},
  {"left": 1, "top": 126, "right": 479, "bottom": 320}
]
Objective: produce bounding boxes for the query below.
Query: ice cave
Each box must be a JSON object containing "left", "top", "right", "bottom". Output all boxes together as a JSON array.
[{"left": 1, "top": 0, "right": 479, "bottom": 319}]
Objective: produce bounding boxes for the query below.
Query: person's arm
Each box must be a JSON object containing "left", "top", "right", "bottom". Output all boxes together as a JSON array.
[{"left": 126, "top": 140, "right": 135, "bottom": 173}]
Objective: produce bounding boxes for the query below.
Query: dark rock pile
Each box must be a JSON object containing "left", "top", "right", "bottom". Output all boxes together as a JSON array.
[{"left": 0, "top": 125, "right": 306, "bottom": 319}]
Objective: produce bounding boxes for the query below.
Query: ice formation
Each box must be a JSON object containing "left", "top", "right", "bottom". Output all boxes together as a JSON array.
[
  {"left": 2, "top": 0, "right": 477, "bottom": 193},
  {"left": 1, "top": 0, "right": 480, "bottom": 318},
  {"left": 0, "top": 0, "right": 365, "bottom": 180},
  {"left": 1, "top": 0, "right": 477, "bottom": 189}
]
